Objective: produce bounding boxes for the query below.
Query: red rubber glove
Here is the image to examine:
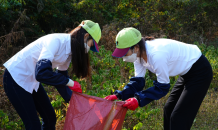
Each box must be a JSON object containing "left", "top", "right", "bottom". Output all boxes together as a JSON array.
[
  {"left": 104, "top": 95, "right": 118, "bottom": 101},
  {"left": 122, "top": 98, "right": 139, "bottom": 111},
  {"left": 68, "top": 81, "right": 82, "bottom": 93}
]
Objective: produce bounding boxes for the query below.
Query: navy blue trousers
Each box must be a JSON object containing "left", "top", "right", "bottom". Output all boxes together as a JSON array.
[
  {"left": 164, "top": 55, "right": 213, "bottom": 130},
  {"left": 3, "top": 69, "right": 56, "bottom": 130}
]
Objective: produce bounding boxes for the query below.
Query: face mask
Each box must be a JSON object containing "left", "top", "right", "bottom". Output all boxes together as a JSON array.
[
  {"left": 123, "top": 49, "right": 137, "bottom": 62},
  {"left": 84, "top": 43, "right": 90, "bottom": 53}
]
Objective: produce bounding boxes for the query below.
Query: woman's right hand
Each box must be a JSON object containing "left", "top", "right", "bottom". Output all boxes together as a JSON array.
[
  {"left": 104, "top": 95, "right": 118, "bottom": 101},
  {"left": 67, "top": 80, "right": 82, "bottom": 93}
]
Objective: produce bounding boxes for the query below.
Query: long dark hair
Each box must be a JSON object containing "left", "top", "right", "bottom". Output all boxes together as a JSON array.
[
  {"left": 70, "top": 26, "right": 92, "bottom": 78},
  {"left": 130, "top": 36, "right": 155, "bottom": 63}
]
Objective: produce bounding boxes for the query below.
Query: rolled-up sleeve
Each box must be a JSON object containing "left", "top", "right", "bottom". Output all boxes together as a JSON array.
[
  {"left": 134, "top": 52, "right": 171, "bottom": 107},
  {"left": 35, "top": 37, "right": 70, "bottom": 86}
]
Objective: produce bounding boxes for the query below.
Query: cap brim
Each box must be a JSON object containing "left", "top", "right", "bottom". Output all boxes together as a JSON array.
[
  {"left": 90, "top": 40, "right": 99, "bottom": 52},
  {"left": 112, "top": 47, "right": 130, "bottom": 58}
]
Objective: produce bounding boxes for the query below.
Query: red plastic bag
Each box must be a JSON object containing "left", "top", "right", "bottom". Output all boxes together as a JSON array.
[{"left": 63, "top": 92, "right": 127, "bottom": 130}]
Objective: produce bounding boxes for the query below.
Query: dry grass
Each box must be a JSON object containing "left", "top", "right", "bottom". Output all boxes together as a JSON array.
[{"left": 192, "top": 90, "right": 218, "bottom": 130}]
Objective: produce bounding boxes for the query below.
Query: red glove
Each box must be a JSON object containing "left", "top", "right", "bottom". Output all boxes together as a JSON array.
[
  {"left": 122, "top": 98, "right": 139, "bottom": 111},
  {"left": 104, "top": 95, "right": 118, "bottom": 101},
  {"left": 68, "top": 81, "right": 82, "bottom": 93}
]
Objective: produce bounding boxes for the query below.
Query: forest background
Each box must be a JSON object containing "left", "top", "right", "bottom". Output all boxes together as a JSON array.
[{"left": 0, "top": 0, "right": 218, "bottom": 129}]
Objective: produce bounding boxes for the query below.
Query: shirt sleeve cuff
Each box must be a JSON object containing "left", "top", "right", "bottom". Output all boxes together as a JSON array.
[{"left": 66, "top": 79, "right": 74, "bottom": 86}]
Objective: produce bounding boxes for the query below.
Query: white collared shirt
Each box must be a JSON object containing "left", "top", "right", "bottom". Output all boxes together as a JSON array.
[
  {"left": 4, "top": 33, "right": 72, "bottom": 93},
  {"left": 134, "top": 38, "right": 202, "bottom": 84}
]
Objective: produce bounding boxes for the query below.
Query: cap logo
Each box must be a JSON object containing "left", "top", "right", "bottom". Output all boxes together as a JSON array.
[{"left": 116, "top": 41, "right": 118, "bottom": 46}]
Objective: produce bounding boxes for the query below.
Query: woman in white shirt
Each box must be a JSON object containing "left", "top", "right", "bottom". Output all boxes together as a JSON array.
[
  {"left": 105, "top": 27, "right": 213, "bottom": 130},
  {"left": 3, "top": 20, "right": 101, "bottom": 130}
]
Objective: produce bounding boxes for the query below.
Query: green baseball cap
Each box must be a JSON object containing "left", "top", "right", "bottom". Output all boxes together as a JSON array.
[
  {"left": 80, "top": 20, "right": 101, "bottom": 52},
  {"left": 112, "top": 27, "right": 142, "bottom": 57}
]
